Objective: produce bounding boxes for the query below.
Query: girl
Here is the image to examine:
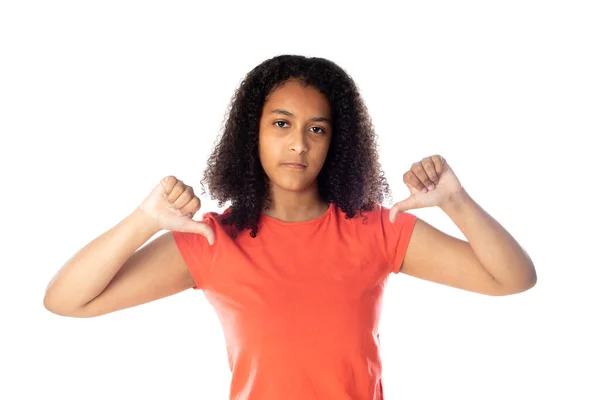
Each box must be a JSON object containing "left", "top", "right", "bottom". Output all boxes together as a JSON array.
[{"left": 44, "top": 54, "right": 536, "bottom": 400}]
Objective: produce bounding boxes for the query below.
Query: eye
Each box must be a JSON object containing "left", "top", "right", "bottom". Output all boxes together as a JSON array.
[
  {"left": 273, "top": 120, "right": 326, "bottom": 135},
  {"left": 274, "top": 120, "right": 289, "bottom": 128}
]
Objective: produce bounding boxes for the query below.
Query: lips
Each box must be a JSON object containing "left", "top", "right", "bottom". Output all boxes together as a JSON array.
[{"left": 281, "top": 162, "right": 307, "bottom": 168}]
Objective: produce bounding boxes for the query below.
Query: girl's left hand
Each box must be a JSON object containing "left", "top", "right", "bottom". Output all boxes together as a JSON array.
[{"left": 389, "top": 155, "right": 465, "bottom": 222}]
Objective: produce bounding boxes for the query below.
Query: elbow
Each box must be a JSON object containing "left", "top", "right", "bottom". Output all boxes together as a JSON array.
[
  {"left": 43, "top": 290, "right": 59, "bottom": 314},
  {"left": 527, "top": 267, "right": 538, "bottom": 289},
  {"left": 520, "top": 263, "right": 538, "bottom": 292},
  {"left": 43, "top": 294, "right": 69, "bottom": 317},
  {"left": 43, "top": 293, "right": 92, "bottom": 318},
  {"left": 512, "top": 276, "right": 537, "bottom": 295},
  {"left": 495, "top": 263, "right": 537, "bottom": 296}
]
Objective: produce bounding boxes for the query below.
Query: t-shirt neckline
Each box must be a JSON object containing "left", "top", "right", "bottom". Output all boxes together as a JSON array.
[{"left": 259, "top": 202, "right": 334, "bottom": 226}]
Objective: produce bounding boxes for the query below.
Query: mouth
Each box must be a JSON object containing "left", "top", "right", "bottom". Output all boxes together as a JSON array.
[{"left": 281, "top": 163, "right": 307, "bottom": 169}]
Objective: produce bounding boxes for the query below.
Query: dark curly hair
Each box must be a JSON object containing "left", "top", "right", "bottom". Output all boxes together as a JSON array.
[{"left": 200, "top": 54, "right": 392, "bottom": 238}]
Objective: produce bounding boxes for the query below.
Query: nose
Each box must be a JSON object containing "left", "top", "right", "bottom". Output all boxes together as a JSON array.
[{"left": 288, "top": 129, "right": 308, "bottom": 154}]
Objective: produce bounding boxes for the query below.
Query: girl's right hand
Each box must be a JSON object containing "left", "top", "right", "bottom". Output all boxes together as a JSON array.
[{"left": 138, "top": 176, "right": 215, "bottom": 245}]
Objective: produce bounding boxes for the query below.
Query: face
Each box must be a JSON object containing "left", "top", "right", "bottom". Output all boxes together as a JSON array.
[{"left": 258, "top": 79, "right": 333, "bottom": 194}]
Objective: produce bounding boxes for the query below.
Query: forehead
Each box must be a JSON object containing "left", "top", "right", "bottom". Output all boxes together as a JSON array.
[{"left": 264, "top": 80, "right": 331, "bottom": 114}]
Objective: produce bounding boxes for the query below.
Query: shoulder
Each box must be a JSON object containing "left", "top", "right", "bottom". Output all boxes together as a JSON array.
[
  {"left": 172, "top": 207, "right": 233, "bottom": 246},
  {"left": 329, "top": 203, "right": 417, "bottom": 247},
  {"left": 333, "top": 202, "right": 413, "bottom": 227},
  {"left": 199, "top": 207, "right": 232, "bottom": 227}
]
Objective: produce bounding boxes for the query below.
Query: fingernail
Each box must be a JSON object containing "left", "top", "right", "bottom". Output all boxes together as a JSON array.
[
  {"left": 427, "top": 184, "right": 435, "bottom": 190},
  {"left": 421, "top": 188, "right": 428, "bottom": 193}
]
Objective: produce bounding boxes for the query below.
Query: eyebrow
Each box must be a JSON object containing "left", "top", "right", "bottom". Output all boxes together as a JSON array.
[{"left": 270, "top": 109, "right": 331, "bottom": 124}]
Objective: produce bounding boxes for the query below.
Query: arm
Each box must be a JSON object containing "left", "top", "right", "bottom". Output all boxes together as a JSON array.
[
  {"left": 43, "top": 208, "right": 196, "bottom": 318},
  {"left": 401, "top": 188, "right": 537, "bottom": 296}
]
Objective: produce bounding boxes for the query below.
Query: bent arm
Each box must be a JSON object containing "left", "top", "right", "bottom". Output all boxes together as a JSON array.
[
  {"left": 439, "top": 188, "right": 537, "bottom": 292},
  {"left": 43, "top": 208, "right": 195, "bottom": 317},
  {"left": 401, "top": 189, "right": 536, "bottom": 296}
]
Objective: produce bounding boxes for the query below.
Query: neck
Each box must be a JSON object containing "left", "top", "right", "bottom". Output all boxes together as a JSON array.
[{"left": 263, "top": 185, "right": 329, "bottom": 222}]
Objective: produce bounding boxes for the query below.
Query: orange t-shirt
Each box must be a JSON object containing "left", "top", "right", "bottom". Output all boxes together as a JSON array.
[{"left": 172, "top": 202, "right": 417, "bottom": 400}]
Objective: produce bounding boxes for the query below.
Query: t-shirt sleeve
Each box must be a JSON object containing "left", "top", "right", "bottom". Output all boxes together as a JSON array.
[
  {"left": 170, "top": 216, "right": 217, "bottom": 290},
  {"left": 379, "top": 207, "right": 418, "bottom": 274}
]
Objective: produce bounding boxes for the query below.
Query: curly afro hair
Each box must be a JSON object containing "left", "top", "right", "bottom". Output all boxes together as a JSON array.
[{"left": 200, "top": 54, "right": 392, "bottom": 238}]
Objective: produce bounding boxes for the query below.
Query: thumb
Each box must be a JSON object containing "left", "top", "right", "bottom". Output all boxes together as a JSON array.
[
  {"left": 177, "top": 220, "right": 215, "bottom": 245},
  {"left": 389, "top": 196, "right": 417, "bottom": 222}
]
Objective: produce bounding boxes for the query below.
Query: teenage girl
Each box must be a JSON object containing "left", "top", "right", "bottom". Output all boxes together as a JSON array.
[{"left": 44, "top": 54, "right": 537, "bottom": 400}]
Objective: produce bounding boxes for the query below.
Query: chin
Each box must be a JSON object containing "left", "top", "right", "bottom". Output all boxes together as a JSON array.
[{"left": 270, "top": 175, "right": 316, "bottom": 192}]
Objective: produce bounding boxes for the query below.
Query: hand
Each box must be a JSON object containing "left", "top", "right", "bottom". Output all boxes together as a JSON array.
[
  {"left": 389, "top": 155, "right": 464, "bottom": 222},
  {"left": 139, "top": 176, "right": 215, "bottom": 245}
]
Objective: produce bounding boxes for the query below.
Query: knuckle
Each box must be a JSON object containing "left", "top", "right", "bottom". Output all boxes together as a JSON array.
[
  {"left": 174, "top": 182, "right": 186, "bottom": 196},
  {"left": 162, "top": 175, "right": 177, "bottom": 186},
  {"left": 189, "top": 197, "right": 201, "bottom": 208},
  {"left": 161, "top": 175, "right": 178, "bottom": 192}
]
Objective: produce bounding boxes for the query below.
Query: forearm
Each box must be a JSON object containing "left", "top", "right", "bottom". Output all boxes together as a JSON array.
[
  {"left": 44, "top": 208, "right": 161, "bottom": 312},
  {"left": 440, "top": 188, "right": 537, "bottom": 291}
]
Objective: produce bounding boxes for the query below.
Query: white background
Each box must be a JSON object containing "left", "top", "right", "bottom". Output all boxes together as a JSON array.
[{"left": 2, "top": 1, "right": 598, "bottom": 399}]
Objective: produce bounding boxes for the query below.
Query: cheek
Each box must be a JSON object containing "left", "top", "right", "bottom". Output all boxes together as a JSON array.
[
  {"left": 258, "top": 135, "right": 278, "bottom": 166},
  {"left": 312, "top": 141, "right": 331, "bottom": 166}
]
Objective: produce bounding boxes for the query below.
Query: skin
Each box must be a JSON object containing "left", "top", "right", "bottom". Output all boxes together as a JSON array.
[
  {"left": 257, "top": 79, "right": 536, "bottom": 296},
  {"left": 44, "top": 76, "right": 535, "bottom": 320},
  {"left": 258, "top": 78, "right": 333, "bottom": 222}
]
